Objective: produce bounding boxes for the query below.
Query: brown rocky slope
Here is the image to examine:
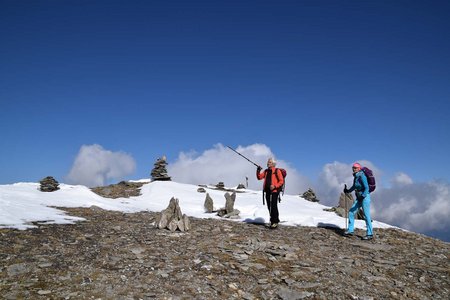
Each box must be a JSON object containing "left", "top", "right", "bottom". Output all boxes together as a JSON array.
[{"left": 1, "top": 205, "right": 449, "bottom": 300}]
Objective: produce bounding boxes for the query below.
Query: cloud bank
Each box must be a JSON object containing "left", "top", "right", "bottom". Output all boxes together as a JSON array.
[
  {"left": 168, "top": 143, "right": 311, "bottom": 194},
  {"left": 66, "top": 144, "right": 136, "bottom": 187},
  {"left": 169, "top": 143, "right": 450, "bottom": 241}
]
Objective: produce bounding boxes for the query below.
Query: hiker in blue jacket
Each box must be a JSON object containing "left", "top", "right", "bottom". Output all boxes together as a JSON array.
[{"left": 343, "top": 162, "right": 373, "bottom": 240}]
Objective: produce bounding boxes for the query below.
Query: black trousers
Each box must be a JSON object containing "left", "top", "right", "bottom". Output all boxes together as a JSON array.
[{"left": 265, "top": 191, "right": 280, "bottom": 224}]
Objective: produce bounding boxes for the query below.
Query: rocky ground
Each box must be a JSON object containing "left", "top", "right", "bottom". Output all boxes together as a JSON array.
[{"left": 1, "top": 205, "right": 449, "bottom": 300}]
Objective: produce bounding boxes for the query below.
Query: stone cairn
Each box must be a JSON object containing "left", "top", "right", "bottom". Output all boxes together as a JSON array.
[
  {"left": 236, "top": 183, "right": 246, "bottom": 189},
  {"left": 300, "top": 188, "right": 319, "bottom": 202},
  {"left": 215, "top": 182, "right": 225, "bottom": 189},
  {"left": 39, "top": 176, "right": 60, "bottom": 192},
  {"left": 156, "top": 197, "right": 190, "bottom": 232},
  {"left": 216, "top": 192, "right": 240, "bottom": 219},
  {"left": 150, "top": 156, "right": 171, "bottom": 181}
]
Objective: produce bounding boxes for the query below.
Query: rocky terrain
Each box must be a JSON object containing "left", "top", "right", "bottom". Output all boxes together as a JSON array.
[{"left": 1, "top": 204, "right": 449, "bottom": 300}]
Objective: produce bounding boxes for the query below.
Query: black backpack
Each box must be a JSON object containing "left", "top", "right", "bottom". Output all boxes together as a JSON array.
[
  {"left": 275, "top": 168, "right": 287, "bottom": 195},
  {"left": 275, "top": 168, "right": 287, "bottom": 202}
]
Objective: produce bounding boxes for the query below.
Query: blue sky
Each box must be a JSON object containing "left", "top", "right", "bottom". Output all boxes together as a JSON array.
[
  {"left": 1, "top": 0, "right": 450, "bottom": 185},
  {"left": 1, "top": 1, "right": 450, "bottom": 241}
]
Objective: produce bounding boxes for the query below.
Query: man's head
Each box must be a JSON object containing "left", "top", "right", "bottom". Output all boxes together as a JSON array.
[{"left": 267, "top": 157, "right": 276, "bottom": 167}]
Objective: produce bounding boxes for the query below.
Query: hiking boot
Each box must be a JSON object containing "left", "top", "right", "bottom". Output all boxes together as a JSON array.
[
  {"left": 270, "top": 223, "right": 278, "bottom": 229},
  {"left": 361, "top": 235, "right": 373, "bottom": 240},
  {"left": 343, "top": 231, "right": 354, "bottom": 237}
]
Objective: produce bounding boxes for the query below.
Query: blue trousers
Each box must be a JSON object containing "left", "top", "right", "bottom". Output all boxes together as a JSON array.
[{"left": 348, "top": 196, "right": 373, "bottom": 236}]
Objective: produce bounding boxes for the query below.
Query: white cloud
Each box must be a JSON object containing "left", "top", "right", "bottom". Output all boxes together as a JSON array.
[
  {"left": 168, "top": 143, "right": 311, "bottom": 194},
  {"left": 372, "top": 180, "right": 450, "bottom": 233},
  {"left": 66, "top": 144, "right": 136, "bottom": 187},
  {"left": 391, "top": 172, "right": 413, "bottom": 186}
]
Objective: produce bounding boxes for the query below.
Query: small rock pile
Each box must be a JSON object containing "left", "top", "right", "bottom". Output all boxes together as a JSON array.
[
  {"left": 156, "top": 197, "right": 190, "bottom": 232},
  {"left": 150, "top": 156, "right": 171, "bottom": 181},
  {"left": 39, "top": 176, "right": 60, "bottom": 192},
  {"left": 300, "top": 188, "right": 319, "bottom": 202}
]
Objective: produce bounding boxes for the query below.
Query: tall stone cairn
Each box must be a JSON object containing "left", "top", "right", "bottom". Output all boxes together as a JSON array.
[
  {"left": 151, "top": 156, "right": 171, "bottom": 181},
  {"left": 39, "top": 176, "right": 60, "bottom": 192}
]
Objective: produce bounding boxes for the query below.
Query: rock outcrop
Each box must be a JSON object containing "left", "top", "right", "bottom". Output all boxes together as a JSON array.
[{"left": 91, "top": 181, "right": 145, "bottom": 198}]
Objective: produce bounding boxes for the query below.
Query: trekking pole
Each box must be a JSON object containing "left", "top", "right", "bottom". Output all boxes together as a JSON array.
[
  {"left": 226, "top": 146, "right": 261, "bottom": 168},
  {"left": 227, "top": 146, "right": 265, "bottom": 204},
  {"left": 345, "top": 190, "right": 348, "bottom": 231}
]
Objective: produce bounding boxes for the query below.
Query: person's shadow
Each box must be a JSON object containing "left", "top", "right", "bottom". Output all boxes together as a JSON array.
[
  {"left": 243, "top": 217, "right": 267, "bottom": 226},
  {"left": 317, "top": 222, "right": 359, "bottom": 237}
]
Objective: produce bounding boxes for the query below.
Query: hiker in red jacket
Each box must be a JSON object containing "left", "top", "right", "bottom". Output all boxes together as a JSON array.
[{"left": 257, "top": 158, "right": 284, "bottom": 229}]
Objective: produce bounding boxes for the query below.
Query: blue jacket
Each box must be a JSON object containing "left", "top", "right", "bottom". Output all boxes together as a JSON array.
[{"left": 348, "top": 171, "right": 369, "bottom": 199}]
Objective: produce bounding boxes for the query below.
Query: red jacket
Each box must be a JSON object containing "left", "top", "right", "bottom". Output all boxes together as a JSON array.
[{"left": 256, "top": 167, "right": 284, "bottom": 192}]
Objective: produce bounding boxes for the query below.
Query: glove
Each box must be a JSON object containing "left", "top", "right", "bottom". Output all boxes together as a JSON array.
[
  {"left": 343, "top": 184, "right": 349, "bottom": 194},
  {"left": 257, "top": 166, "right": 262, "bottom": 172}
]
